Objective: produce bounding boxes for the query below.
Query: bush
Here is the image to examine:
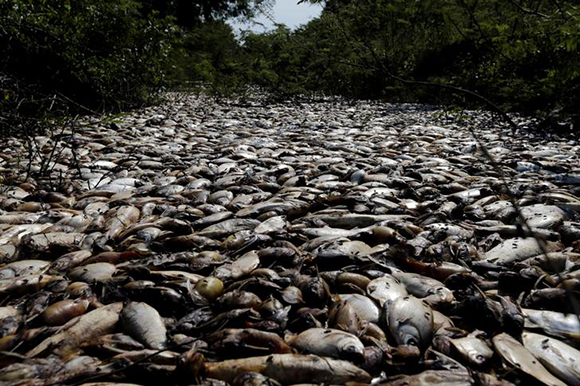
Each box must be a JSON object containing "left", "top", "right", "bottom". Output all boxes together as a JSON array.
[
  {"left": 0, "top": 0, "right": 174, "bottom": 135},
  {"left": 231, "top": 0, "right": 580, "bottom": 130}
]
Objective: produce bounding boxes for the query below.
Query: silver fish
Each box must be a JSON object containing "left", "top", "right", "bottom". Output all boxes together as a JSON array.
[
  {"left": 121, "top": 302, "right": 167, "bottom": 350},
  {"left": 27, "top": 302, "right": 123, "bottom": 359},
  {"left": 390, "top": 271, "right": 454, "bottom": 308},
  {"left": 523, "top": 308, "right": 580, "bottom": 340},
  {"left": 492, "top": 333, "right": 566, "bottom": 386},
  {"left": 484, "top": 237, "right": 562, "bottom": 266},
  {"left": 385, "top": 295, "right": 433, "bottom": 350},
  {"left": 367, "top": 275, "right": 408, "bottom": 307},
  {"left": 450, "top": 336, "right": 494, "bottom": 366},
  {"left": 288, "top": 328, "right": 365, "bottom": 361},
  {"left": 203, "top": 353, "right": 371, "bottom": 384},
  {"left": 522, "top": 332, "right": 580, "bottom": 386}
]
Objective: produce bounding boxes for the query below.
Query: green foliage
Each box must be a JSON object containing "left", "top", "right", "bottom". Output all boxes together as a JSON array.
[
  {"left": 167, "top": 21, "right": 246, "bottom": 95},
  {"left": 0, "top": 0, "right": 270, "bottom": 135},
  {"left": 241, "top": 26, "right": 310, "bottom": 95},
  {"left": 229, "top": 0, "right": 580, "bottom": 127},
  {"left": 139, "top": 0, "right": 273, "bottom": 29},
  {"left": 0, "top": 0, "right": 175, "bottom": 134},
  {"left": 2, "top": 0, "right": 578, "bottom": 134}
]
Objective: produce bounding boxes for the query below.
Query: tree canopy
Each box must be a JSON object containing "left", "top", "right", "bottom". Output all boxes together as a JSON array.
[
  {"left": 1, "top": 0, "right": 578, "bottom": 134},
  {"left": 236, "top": 0, "right": 579, "bottom": 129}
]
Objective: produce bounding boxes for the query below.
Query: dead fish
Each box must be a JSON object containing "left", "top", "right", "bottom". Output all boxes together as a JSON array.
[
  {"left": 195, "top": 276, "right": 224, "bottom": 301},
  {"left": 193, "top": 211, "right": 233, "bottom": 228},
  {"left": 202, "top": 353, "right": 371, "bottom": 384},
  {"left": 522, "top": 331, "right": 580, "bottom": 386},
  {"left": 0, "top": 259, "right": 50, "bottom": 278},
  {"left": 41, "top": 298, "right": 90, "bottom": 326},
  {"left": 207, "top": 328, "right": 292, "bottom": 356},
  {"left": 295, "top": 226, "right": 359, "bottom": 239},
  {"left": 467, "top": 223, "right": 559, "bottom": 241},
  {"left": 0, "top": 243, "right": 17, "bottom": 263},
  {"left": 450, "top": 335, "right": 494, "bottom": 366},
  {"left": 231, "top": 371, "right": 281, "bottom": 386},
  {"left": 0, "top": 305, "right": 21, "bottom": 320},
  {"left": 105, "top": 205, "right": 141, "bottom": 240},
  {"left": 55, "top": 213, "right": 92, "bottom": 232},
  {"left": 159, "top": 233, "right": 221, "bottom": 251},
  {"left": 484, "top": 238, "right": 562, "bottom": 266},
  {"left": 254, "top": 216, "right": 287, "bottom": 234},
  {"left": 50, "top": 250, "right": 93, "bottom": 272},
  {"left": 288, "top": 328, "right": 365, "bottom": 361},
  {"left": 523, "top": 288, "right": 580, "bottom": 313},
  {"left": 523, "top": 308, "right": 580, "bottom": 340},
  {"left": 0, "top": 213, "right": 42, "bottom": 224},
  {"left": 0, "top": 274, "right": 55, "bottom": 295},
  {"left": 483, "top": 200, "right": 516, "bottom": 222},
  {"left": 0, "top": 357, "right": 64, "bottom": 382},
  {"left": 81, "top": 333, "right": 145, "bottom": 356},
  {"left": 337, "top": 272, "right": 371, "bottom": 291},
  {"left": 330, "top": 301, "right": 365, "bottom": 336},
  {"left": 305, "top": 213, "right": 409, "bottom": 229},
  {"left": 337, "top": 294, "right": 380, "bottom": 324},
  {"left": 231, "top": 250, "right": 261, "bottom": 279},
  {"left": 135, "top": 226, "right": 164, "bottom": 242},
  {"left": 208, "top": 190, "right": 234, "bottom": 206},
  {"left": 518, "top": 204, "right": 567, "bottom": 229},
  {"left": 492, "top": 332, "right": 566, "bottom": 386},
  {"left": 400, "top": 259, "right": 470, "bottom": 281},
  {"left": 432, "top": 310, "right": 457, "bottom": 337},
  {"left": 68, "top": 262, "right": 116, "bottom": 282},
  {"left": 27, "top": 302, "right": 123, "bottom": 359},
  {"left": 384, "top": 295, "right": 433, "bottom": 350},
  {"left": 0, "top": 223, "right": 52, "bottom": 245},
  {"left": 197, "top": 219, "right": 261, "bottom": 238},
  {"left": 110, "top": 348, "right": 179, "bottom": 365},
  {"left": 23, "top": 232, "right": 86, "bottom": 255},
  {"left": 15, "top": 202, "right": 50, "bottom": 212},
  {"left": 366, "top": 275, "right": 408, "bottom": 307},
  {"left": 296, "top": 275, "right": 331, "bottom": 306},
  {"left": 315, "top": 239, "right": 372, "bottom": 263},
  {"left": 121, "top": 301, "right": 167, "bottom": 350},
  {"left": 390, "top": 270, "right": 454, "bottom": 308},
  {"left": 235, "top": 199, "right": 308, "bottom": 218},
  {"left": 83, "top": 201, "right": 110, "bottom": 218},
  {"left": 3, "top": 84, "right": 580, "bottom": 386},
  {"left": 385, "top": 369, "right": 473, "bottom": 386},
  {"left": 279, "top": 286, "right": 303, "bottom": 305},
  {"left": 84, "top": 250, "right": 141, "bottom": 265},
  {"left": 78, "top": 383, "right": 143, "bottom": 386}
]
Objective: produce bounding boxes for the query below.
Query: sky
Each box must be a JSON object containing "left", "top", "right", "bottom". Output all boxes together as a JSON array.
[{"left": 229, "top": 1, "right": 323, "bottom": 33}]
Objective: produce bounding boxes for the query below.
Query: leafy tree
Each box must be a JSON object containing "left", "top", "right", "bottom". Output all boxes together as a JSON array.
[
  {"left": 240, "top": 0, "right": 579, "bottom": 130},
  {"left": 0, "top": 0, "right": 175, "bottom": 134},
  {"left": 138, "top": 0, "right": 274, "bottom": 28},
  {"left": 0, "top": 0, "right": 274, "bottom": 134},
  {"left": 168, "top": 21, "right": 245, "bottom": 93}
]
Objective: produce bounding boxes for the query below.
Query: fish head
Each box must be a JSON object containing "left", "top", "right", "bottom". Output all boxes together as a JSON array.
[
  {"left": 469, "top": 351, "right": 489, "bottom": 366},
  {"left": 395, "top": 324, "right": 422, "bottom": 348},
  {"left": 433, "top": 286, "right": 455, "bottom": 303},
  {"left": 339, "top": 342, "right": 365, "bottom": 363}
]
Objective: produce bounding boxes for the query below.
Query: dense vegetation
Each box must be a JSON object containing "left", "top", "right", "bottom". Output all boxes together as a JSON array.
[
  {"left": 236, "top": 0, "right": 580, "bottom": 131},
  {"left": 0, "top": 0, "right": 269, "bottom": 134},
  {"left": 1, "top": 0, "right": 579, "bottom": 134}
]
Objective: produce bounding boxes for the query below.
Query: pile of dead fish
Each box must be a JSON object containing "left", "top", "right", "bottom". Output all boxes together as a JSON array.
[{"left": 0, "top": 93, "right": 579, "bottom": 385}]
